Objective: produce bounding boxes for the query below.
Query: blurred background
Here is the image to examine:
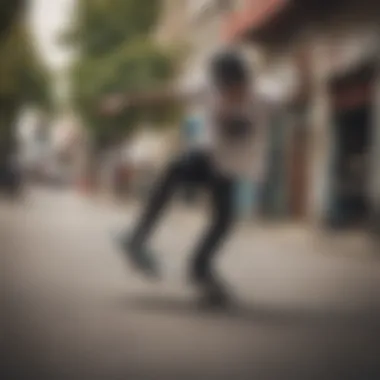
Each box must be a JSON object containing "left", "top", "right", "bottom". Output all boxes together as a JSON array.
[
  {"left": 2, "top": 0, "right": 380, "bottom": 232},
  {"left": 2, "top": 1, "right": 380, "bottom": 379}
]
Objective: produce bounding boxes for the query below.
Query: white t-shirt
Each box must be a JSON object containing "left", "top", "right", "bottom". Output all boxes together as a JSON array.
[{"left": 193, "top": 89, "right": 269, "bottom": 182}]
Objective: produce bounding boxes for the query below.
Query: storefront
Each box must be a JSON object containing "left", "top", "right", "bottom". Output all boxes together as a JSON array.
[
  {"left": 322, "top": 31, "right": 379, "bottom": 228},
  {"left": 222, "top": 0, "right": 380, "bottom": 229},
  {"left": 328, "top": 63, "right": 376, "bottom": 227},
  {"left": 369, "top": 54, "right": 380, "bottom": 236}
]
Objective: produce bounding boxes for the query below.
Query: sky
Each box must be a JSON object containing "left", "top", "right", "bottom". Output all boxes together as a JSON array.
[
  {"left": 27, "top": 0, "right": 77, "bottom": 104},
  {"left": 28, "top": 0, "right": 76, "bottom": 70}
]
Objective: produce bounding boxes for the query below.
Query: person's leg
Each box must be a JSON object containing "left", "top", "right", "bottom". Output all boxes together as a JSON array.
[
  {"left": 118, "top": 156, "right": 186, "bottom": 276},
  {"left": 191, "top": 171, "right": 235, "bottom": 289},
  {"left": 120, "top": 151, "right": 207, "bottom": 276},
  {"left": 128, "top": 158, "right": 185, "bottom": 248}
]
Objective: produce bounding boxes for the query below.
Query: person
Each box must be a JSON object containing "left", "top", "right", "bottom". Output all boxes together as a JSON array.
[{"left": 102, "top": 50, "right": 268, "bottom": 306}]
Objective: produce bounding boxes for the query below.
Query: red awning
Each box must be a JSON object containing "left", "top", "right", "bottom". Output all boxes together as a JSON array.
[{"left": 222, "top": 0, "right": 290, "bottom": 43}]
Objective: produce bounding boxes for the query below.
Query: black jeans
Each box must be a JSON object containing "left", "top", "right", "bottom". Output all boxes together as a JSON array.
[{"left": 129, "top": 150, "right": 235, "bottom": 279}]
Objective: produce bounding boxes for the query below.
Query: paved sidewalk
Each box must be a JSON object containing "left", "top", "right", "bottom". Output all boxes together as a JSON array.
[
  {"left": 3, "top": 187, "right": 380, "bottom": 380},
  {"left": 88, "top": 190, "right": 375, "bottom": 258}
]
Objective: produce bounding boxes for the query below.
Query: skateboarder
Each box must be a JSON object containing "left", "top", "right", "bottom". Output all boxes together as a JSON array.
[{"left": 103, "top": 50, "right": 268, "bottom": 306}]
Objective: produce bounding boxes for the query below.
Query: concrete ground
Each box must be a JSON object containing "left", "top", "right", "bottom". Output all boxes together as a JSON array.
[{"left": 3, "top": 187, "right": 380, "bottom": 380}]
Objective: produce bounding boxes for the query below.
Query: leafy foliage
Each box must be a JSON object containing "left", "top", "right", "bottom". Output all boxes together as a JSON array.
[
  {"left": 0, "top": 1, "right": 52, "bottom": 193},
  {"left": 0, "top": 18, "right": 52, "bottom": 142},
  {"left": 65, "top": 0, "right": 179, "bottom": 148},
  {"left": 0, "top": 0, "right": 24, "bottom": 40}
]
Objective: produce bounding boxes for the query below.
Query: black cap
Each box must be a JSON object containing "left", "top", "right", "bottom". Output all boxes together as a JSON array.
[{"left": 209, "top": 50, "right": 250, "bottom": 89}]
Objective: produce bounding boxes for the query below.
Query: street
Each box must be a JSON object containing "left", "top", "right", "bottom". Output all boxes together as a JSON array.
[{"left": 3, "top": 187, "right": 380, "bottom": 380}]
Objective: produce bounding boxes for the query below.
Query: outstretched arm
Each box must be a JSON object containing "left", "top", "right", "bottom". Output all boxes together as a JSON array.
[{"left": 100, "top": 88, "right": 205, "bottom": 116}]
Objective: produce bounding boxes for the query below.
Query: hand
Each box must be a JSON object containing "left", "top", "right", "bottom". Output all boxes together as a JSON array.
[{"left": 100, "top": 94, "right": 127, "bottom": 115}]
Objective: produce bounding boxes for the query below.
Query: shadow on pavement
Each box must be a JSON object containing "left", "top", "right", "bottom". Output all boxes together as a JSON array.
[{"left": 113, "top": 294, "right": 378, "bottom": 328}]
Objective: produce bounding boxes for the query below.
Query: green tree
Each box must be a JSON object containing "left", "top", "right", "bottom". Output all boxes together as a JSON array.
[
  {"left": 0, "top": 20, "right": 52, "bottom": 138},
  {"left": 65, "top": 0, "right": 179, "bottom": 149},
  {"left": 0, "top": 0, "right": 24, "bottom": 40},
  {"left": 0, "top": 8, "right": 52, "bottom": 190}
]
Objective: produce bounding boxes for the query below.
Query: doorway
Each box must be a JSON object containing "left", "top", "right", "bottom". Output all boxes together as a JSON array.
[
  {"left": 332, "top": 106, "right": 372, "bottom": 227},
  {"left": 328, "top": 62, "right": 375, "bottom": 229}
]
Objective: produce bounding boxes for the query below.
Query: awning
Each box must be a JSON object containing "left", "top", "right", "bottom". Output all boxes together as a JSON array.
[
  {"left": 222, "top": 0, "right": 290, "bottom": 43},
  {"left": 222, "top": 0, "right": 348, "bottom": 45}
]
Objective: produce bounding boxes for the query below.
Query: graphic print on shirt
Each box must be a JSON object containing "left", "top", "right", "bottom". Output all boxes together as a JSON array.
[{"left": 214, "top": 100, "right": 256, "bottom": 144}]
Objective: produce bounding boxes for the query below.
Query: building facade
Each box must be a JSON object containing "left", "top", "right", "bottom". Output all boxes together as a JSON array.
[{"left": 223, "top": 0, "right": 380, "bottom": 230}]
